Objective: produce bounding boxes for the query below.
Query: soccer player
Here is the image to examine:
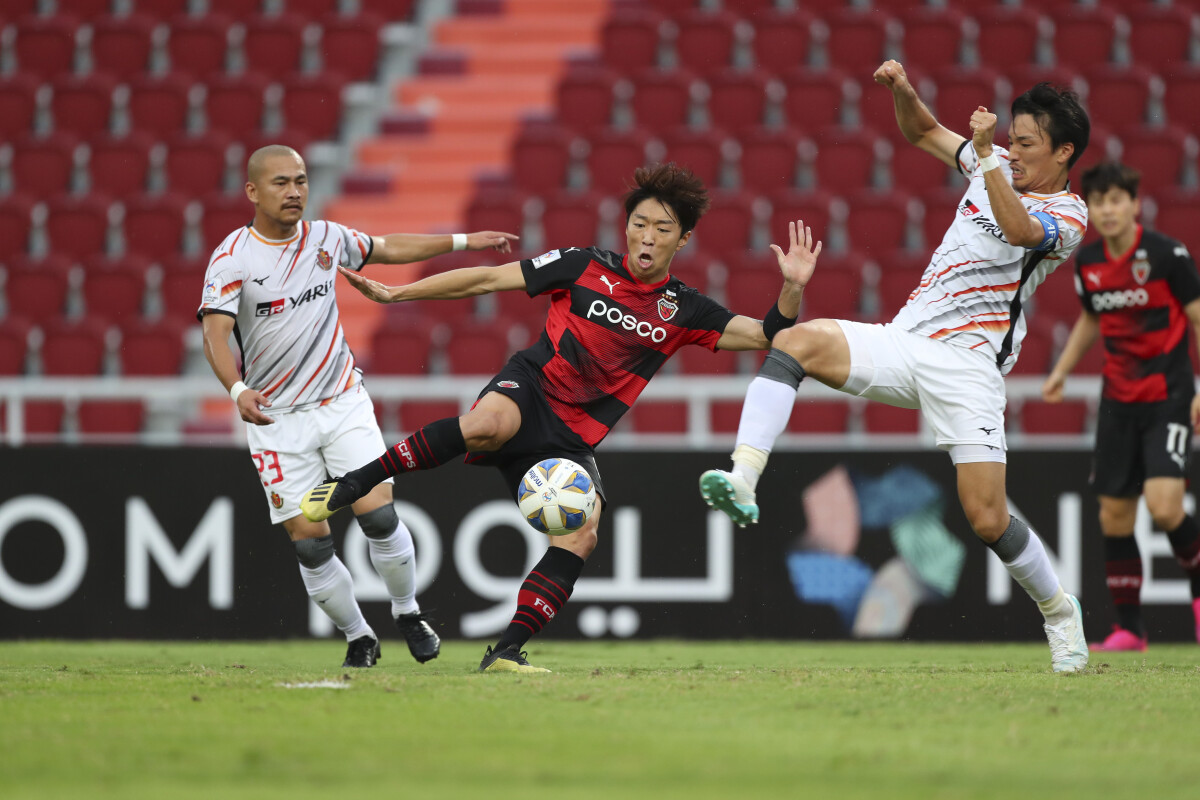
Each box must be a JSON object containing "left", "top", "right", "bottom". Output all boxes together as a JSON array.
[
  {"left": 699, "top": 62, "right": 1093, "bottom": 673},
  {"left": 298, "top": 162, "right": 821, "bottom": 672},
  {"left": 199, "top": 144, "right": 518, "bottom": 667},
  {"left": 1042, "top": 161, "right": 1200, "bottom": 651}
]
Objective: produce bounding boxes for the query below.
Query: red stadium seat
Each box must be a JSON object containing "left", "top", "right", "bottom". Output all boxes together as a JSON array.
[
  {"left": 511, "top": 119, "right": 577, "bottom": 194},
  {"left": 0, "top": 0, "right": 38, "bottom": 19},
  {"left": 555, "top": 61, "right": 619, "bottom": 132},
  {"left": 673, "top": 9, "right": 742, "bottom": 77},
  {"left": 2, "top": 255, "right": 73, "bottom": 325},
  {"left": 286, "top": 0, "right": 342, "bottom": 17},
  {"left": 540, "top": 191, "right": 603, "bottom": 247},
  {"left": 1162, "top": 65, "right": 1200, "bottom": 134},
  {"left": 8, "top": 132, "right": 79, "bottom": 197},
  {"left": 0, "top": 74, "right": 40, "bottom": 141},
  {"left": 0, "top": 317, "right": 32, "bottom": 375},
  {"left": 357, "top": 0, "right": 416, "bottom": 22},
  {"left": 723, "top": 265, "right": 787, "bottom": 316},
  {"left": 444, "top": 320, "right": 520, "bottom": 375},
  {"left": 82, "top": 254, "right": 151, "bottom": 322},
  {"left": 90, "top": 14, "right": 157, "bottom": 80},
  {"left": 1030, "top": 266, "right": 1083, "bottom": 327},
  {"left": 600, "top": 14, "right": 665, "bottom": 76},
  {"left": 134, "top": 0, "right": 191, "bottom": 17},
  {"left": 694, "top": 190, "right": 756, "bottom": 257},
  {"left": 645, "top": 0, "right": 698, "bottom": 14},
  {"left": 77, "top": 401, "right": 145, "bottom": 436},
  {"left": 931, "top": 67, "right": 1002, "bottom": 129},
  {"left": 369, "top": 319, "right": 437, "bottom": 374},
  {"left": 166, "top": 14, "right": 232, "bottom": 80},
  {"left": 465, "top": 187, "right": 527, "bottom": 240},
  {"left": 118, "top": 318, "right": 187, "bottom": 376},
  {"left": 897, "top": 6, "right": 967, "bottom": 73},
  {"left": 126, "top": 74, "right": 195, "bottom": 139},
  {"left": 50, "top": 73, "right": 117, "bottom": 138},
  {"left": 45, "top": 194, "right": 113, "bottom": 261},
  {"left": 769, "top": 189, "right": 833, "bottom": 251},
  {"left": 1127, "top": 3, "right": 1197, "bottom": 75},
  {"left": 586, "top": 127, "right": 653, "bottom": 196},
  {"left": 164, "top": 132, "right": 233, "bottom": 195},
  {"left": 875, "top": 256, "right": 927, "bottom": 315},
  {"left": 801, "top": 253, "right": 865, "bottom": 321},
  {"left": 862, "top": 402, "right": 920, "bottom": 434},
  {"left": 395, "top": 400, "right": 460, "bottom": 433},
  {"left": 917, "top": 186, "right": 965, "bottom": 252},
  {"left": 667, "top": 247, "right": 713, "bottom": 293},
  {"left": 0, "top": 195, "right": 35, "bottom": 256},
  {"left": 1049, "top": 3, "right": 1121, "bottom": 71},
  {"left": 750, "top": 8, "right": 812, "bottom": 76},
  {"left": 811, "top": 127, "right": 884, "bottom": 191},
  {"left": 626, "top": 401, "right": 689, "bottom": 433},
  {"left": 628, "top": 68, "right": 698, "bottom": 130},
  {"left": 318, "top": 13, "right": 384, "bottom": 81},
  {"left": 122, "top": 192, "right": 190, "bottom": 260},
  {"left": 736, "top": 126, "right": 804, "bottom": 192},
  {"left": 706, "top": 69, "right": 773, "bottom": 135},
  {"left": 279, "top": 73, "right": 346, "bottom": 140},
  {"left": 718, "top": 0, "right": 775, "bottom": 18},
  {"left": 1021, "top": 400, "right": 1088, "bottom": 435},
  {"left": 889, "top": 138, "right": 956, "bottom": 193},
  {"left": 158, "top": 256, "right": 209, "bottom": 321},
  {"left": 1073, "top": 336, "right": 1106, "bottom": 375},
  {"left": 843, "top": 188, "right": 916, "bottom": 258},
  {"left": 1071, "top": 123, "right": 1119, "bottom": 184},
  {"left": 14, "top": 15, "right": 80, "bottom": 79},
  {"left": 1148, "top": 188, "right": 1200, "bottom": 258},
  {"left": 659, "top": 127, "right": 729, "bottom": 189},
  {"left": 200, "top": 192, "right": 253, "bottom": 252},
  {"left": 780, "top": 66, "right": 850, "bottom": 133},
  {"left": 87, "top": 133, "right": 155, "bottom": 199},
  {"left": 1008, "top": 320, "right": 1055, "bottom": 376},
  {"left": 56, "top": 0, "right": 113, "bottom": 16},
  {"left": 782, "top": 400, "right": 851, "bottom": 435},
  {"left": 203, "top": 72, "right": 269, "bottom": 140},
  {"left": 971, "top": 6, "right": 1048, "bottom": 69},
  {"left": 9, "top": 402, "right": 66, "bottom": 436},
  {"left": 821, "top": 8, "right": 897, "bottom": 77},
  {"left": 674, "top": 346, "right": 740, "bottom": 375},
  {"left": 1119, "top": 125, "right": 1196, "bottom": 197},
  {"left": 39, "top": 316, "right": 110, "bottom": 376},
  {"left": 242, "top": 14, "right": 309, "bottom": 76},
  {"left": 1084, "top": 64, "right": 1157, "bottom": 132}
]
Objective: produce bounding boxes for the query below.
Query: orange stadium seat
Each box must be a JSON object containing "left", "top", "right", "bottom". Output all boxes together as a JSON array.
[
  {"left": 166, "top": 14, "right": 232, "bottom": 80},
  {"left": 126, "top": 73, "right": 195, "bottom": 139},
  {"left": 863, "top": 402, "right": 920, "bottom": 434},
  {"left": 0, "top": 74, "right": 40, "bottom": 141},
  {"left": 50, "top": 73, "right": 116, "bottom": 138},
  {"left": 2, "top": 255, "right": 73, "bottom": 325},
  {"left": 843, "top": 188, "right": 916, "bottom": 257},
  {"left": 511, "top": 119, "right": 577, "bottom": 194},
  {"left": 318, "top": 13, "right": 384, "bottom": 81},
  {"left": 586, "top": 127, "right": 653, "bottom": 195},
  {"left": 203, "top": 72, "right": 269, "bottom": 140},
  {"left": 45, "top": 194, "right": 112, "bottom": 261},
  {"left": 1049, "top": 3, "right": 1121, "bottom": 70},
  {"left": 600, "top": 14, "right": 664, "bottom": 76},
  {"left": 736, "top": 126, "right": 803, "bottom": 192},
  {"left": 750, "top": 8, "right": 812, "bottom": 76},
  {"left": 822, "top": 7, "right": 896, "bottom": 77},
  {"left": 659, "top": 127, "right": 729, "bottom": 189},
  {"left": 1127, "top": 3, "right": 1197, "bottom": 75},
  {"left": 811, "top": 126, "right": 884, "bottom": 190},
  {"left": 122, "top": 192, "right": 189, "bottom": 261},
  {"left": 694, "top": 190, "right": 755, "bottom": 256},
  {"left": 555, "top": 61, "right": 620, "bottom": 131},
  {"left": 0, "top": 317, "right": 32, "bottom": 375},
  {"left": 39, "top": 316, "right": 110, "bottom": 376},
  {"left": 1119, "top": 125, "right": 1196, "bottom": 197},
  {"left": 897, "top": 6, "right": 967, "bottom": 73},
  {"left": 164, "top": 132, "right": 233, "bottom": 195},
  {"left": 628, "top": 68, "right": 697, "bottom": 130},
  {"left": 706, "top": 68, "right": 773, "bottom": 135},
  {"left": 118, "top": 318, "right": 187, "bottom": 376},
  {"left": 540, "top": 191, "right": 603, "bottom": 247},
  {"left": 242, "top": 14, "right": 309, "bottom": 76},
  {"left": 0, "top": 195, "right": 34, "bottom": 256},
  {"left": 1084, "top": 64, "right": 1157, "bottom": 132},
  {"left": 8, "top": 132, "right": 79, "bottom": 197},
  {"left": 673, "top": 9, "right": 742, "bottom": 77},
  {"left": 14, "top": 15, "right": 80, "bottom": 79},
  {"left": 82, "top": 254, "right": 151, "bottom": 322},
  {"left": 279, "top": 72, "right": 346, "bottom": 140},
  {"left": 90, "top": 14, "right": 156, "bottom": 80},
  {"left": 971, "top": 6, "right": 1048, "bottom": 69},
  {"left": 77, "top": 401, "right": 145, "bottom": 436},
  {"left": 87, "top": 133, "right": 155, "bottom": 199},
  {"left": 769, "top": 188, "right": 834, "bottom": 250},
  {"left": 1021, "top": 400, "right": 1089, "bottom": 435}
]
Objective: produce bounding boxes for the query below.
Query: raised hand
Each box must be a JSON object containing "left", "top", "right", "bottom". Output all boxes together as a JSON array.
[
  {"left": 770, "top": 220, "right": 822, "bottom": 290},
  {"left": 969, "top": 105, "right": 998, "bottom": 156},
  {"left": 338, "top": 265, "right": 396, "bottom": 304},
  {"left": 873, "top": 59, "right": 912, "bottom": 92},
  {"left": 466, "top": 231, "right": 519, "bottom": 254}
]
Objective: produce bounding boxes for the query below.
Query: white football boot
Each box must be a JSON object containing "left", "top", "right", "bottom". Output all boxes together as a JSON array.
[{"left": 1044, "top": 594, "right": 1088, "bottom": 674}]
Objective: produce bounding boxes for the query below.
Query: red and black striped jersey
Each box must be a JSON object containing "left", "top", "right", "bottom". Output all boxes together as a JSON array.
[
  {"left": 515, "top": 246, "right": 736, "bottom": 446},
  {"left": 1074, "top": 225, "right": 1200, "bottom": 403}
]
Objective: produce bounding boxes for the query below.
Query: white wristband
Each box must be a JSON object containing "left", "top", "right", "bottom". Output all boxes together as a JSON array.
[
  {"left": 452, "top": 233, "right": 468, "bottom": 251},
  {"left": 230, "top": 381, "right": 249, "bottom": 403},
  {"left": 979, "top": 153, "right": 1001, "bottom": 173}
]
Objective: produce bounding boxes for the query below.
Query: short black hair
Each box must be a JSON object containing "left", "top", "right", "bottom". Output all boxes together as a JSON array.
[
  {"left": 623, "top": 162, "right": 711, "bottom": 234},
  {"left": 1011, "top": 82, "right": 1090, "bottom": 168},
  {"left": 1080, "top": 161, "right": 1140, "bottom": 200}
]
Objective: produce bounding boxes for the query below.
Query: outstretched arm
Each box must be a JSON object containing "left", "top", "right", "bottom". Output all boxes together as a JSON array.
[
  {"left": 365, "top": 230, "right": 519, "bottom": 265},
  {"left": 339, "top": 261, "right": 527, "bottom": 304},
  {"left": 874, "top": 59, "right": 965, "bottom": 168}
]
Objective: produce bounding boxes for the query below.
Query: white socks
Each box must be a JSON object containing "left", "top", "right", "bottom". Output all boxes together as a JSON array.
[
  {"left": 730, "top": 375, "right": 798, "bottom": 489},
  {"left": 299, "top": 556, "right": 374, "bottom": 641},
  {"left": 367, "top": 526, "right": 420, "bottom": 618},
  {"left": 999, "top": 530, "right": 1072, "bottom": 624}
]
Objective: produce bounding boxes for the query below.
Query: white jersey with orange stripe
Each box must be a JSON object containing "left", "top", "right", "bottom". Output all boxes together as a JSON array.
[
  {"left": 198, "top": 220, "right": 374, "bottom": 411},
  {"left": 891, "top": 142, "right": 1088, "bottom": 375}
]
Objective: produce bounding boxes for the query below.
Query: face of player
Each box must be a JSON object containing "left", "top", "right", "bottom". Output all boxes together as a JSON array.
[
  {"left": 1005, "top": 113, "right": 1073, "bottom": 194},
  {"left": 246, "top": 153, "right": 308, "bottom": 237},
  {"left": 1086, "top": 187, "right": 1140, "bottom": 245},
  {"left": 625, "top": 198, "right": 692, "bottom": 283}
]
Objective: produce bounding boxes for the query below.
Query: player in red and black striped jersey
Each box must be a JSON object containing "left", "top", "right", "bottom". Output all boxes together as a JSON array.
[
  {"left": 1043, "top": 161, "right": 1200, "bottom": 649},
  {"left": 298, "top": 163, "right": 822, "bottom": 672}
]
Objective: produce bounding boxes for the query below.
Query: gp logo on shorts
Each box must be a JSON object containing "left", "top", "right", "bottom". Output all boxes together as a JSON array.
[{"left": 255, "top": 299, "right": 286, "bottom": 316}]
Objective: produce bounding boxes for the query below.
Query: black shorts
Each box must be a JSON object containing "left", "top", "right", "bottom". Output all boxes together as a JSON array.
[
  {"left": 466, "top": 356, "right": 608, "bottom": 507},
  {"left": 1091, "top": 396, "right": 1193, "bottom": 497}
]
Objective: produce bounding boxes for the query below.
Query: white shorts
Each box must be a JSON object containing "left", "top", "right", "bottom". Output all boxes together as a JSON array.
[
  {"left": 834, "top": 321, "right": 1007, "bottom": 464},
  {"left": 244, "top": 385, "right": 392, "bottom": 524}
]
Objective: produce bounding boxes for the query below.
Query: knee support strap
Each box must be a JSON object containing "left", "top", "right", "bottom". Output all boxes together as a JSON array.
[
  {"left": 294, "top": 535, "right": 335, "bottom": 569},
  {"left": 356, "top": 503, "right": 399, "bottom": 540},
  {"left": 758, "top": 348, "right": 807, "bottom": 389},
  {"left": 988, "top": 515, "right": 1030, "bottom": 563}
]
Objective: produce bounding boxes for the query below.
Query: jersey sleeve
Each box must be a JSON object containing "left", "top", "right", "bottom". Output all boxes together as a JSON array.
[
  {"left": 197, "top": 251, "right": 246, "bottom": 320},
  {"left": 520, "top": 247, "right": 595, "bottom": 297},
  {"left": 330, "top": 222, "right": 374, "bottom": 271},
  {"left": 686, "top": 290, "right": 738, "bottom": 352},
  {"left": 1165, "top": 240, "right": 1200, "bottom": 307}
]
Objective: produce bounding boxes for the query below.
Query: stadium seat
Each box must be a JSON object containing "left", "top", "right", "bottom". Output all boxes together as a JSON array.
[
  {"left": 625, "top": 401, "right": 689, "bottom": 434},
  {"left": 166, "top": 14, "right": 232, "bottom": 79},
  {"left": 87, "top": 133, "right": 155, "bottom": 199},
  {"left": 395, "top": 400, "right": 460, "bottom": 434},
  {"left": 465, "top": 187, "right": 527, "bottom": 241},
  {"left": 1073, "top": 336, "right": 1106, "bottom": 374},
  {"left": 121, "top": 192, "right": 189, "bottom": 261},
  {"left": 242, "top": 14, "right": 309, "bottom": 76},
  {"left": 77, "top": 401, "right": 145, "bottom": 436},
  {"left": 723, "top": 265, "right": 789, "bottom": 316},
  {"left": 90, "top": 14, "right": 157, "bottom": 80},
  {"left": 1, "top": 255, "right": 73, "bottom": 325},
  {"left": 369, "top": 318, "right": 437, "bottom": 375},
  {"left": 279, "top": 73, "right": 346, "bottom": 140},
  {"left": 717, "top": 0, "right": 775, "bottom": 17},
  {"left": 8, "top": 401, "right": 66, "bottom": 437},
  {"left": 511, "top": 119, "right": 577, "bottom": 194},
  {"left": 1071, "top": 123, "right": 1119, "bottom": 183},
  {"left": 889, "top": 137, "right": 955, "bottom": 193},
  {"left": 0, "top": 317, "right": 32, "bottom": 375},
  {"left": 1162, "top": 65, "right": 1200, "bottom": 134},
  {"left": 659, "top": 127, "right": 729, "bottom": 189},
  {"left": 706, "top": 69, "right": 774, "bottom": 135},
  {"left": 286, "top": 0, "right": 343, "bottom": 17},
  {"left": 1021, "top": 400, "right": 1089, "bottom": 435},
  {"left": 930, "top": 67, "right": 1002, "bottom": 129},
  {"left": 862, "top": 402, "right": 920, "bottom": 434},
  {"left": 674, "top": 346, "right": 740, "bottom": 375},
  {"left": 600, "top": 13, "right": 665, "bottom": 76},
  {"left": 673, "top": 9, "right": 743, "bottom": 77},
  {"left": 628, "top": 68, "right": 698, "bottom": 130},
  {"left": 493, "top": 282, "right": 550, "bottom": 322},
  {"left": 1127, "top": 3, "right": 1198, "bottom": 75},
  {"left": 81, "top": 254, "right": 151, "bottom": 322},
  {"left": 801, "top": 253, "right": 865, "bottom": 322},
  {"left": 0, "top": 74, "right": 40, "bottom": 141},
  {"left": 1118, "top": 125, "right": 1196, "bottom": 197},
  {"left": 50, "top": 73, "right": 117, "bottom": 138},
  {"left": 666, "top": 247, "right": 712, "bottom": 293},
  {"left": 13, "top": 15, "right": 80, "bottom": 79},
  {"left": 585, "top": 127, "right": 653, "bottom": 196},
  {"left": 0, "top": 195, "right": 34, "bottom": 256},
  {"left": 917, "top": 186, "right": 964, "bottom": 251},
  {"left": 736, "top": 126, "right": 803, "bottom": 193},
  {"left": 356, "top": 0, "right": 417, "bottom": 22},
  {"left": 1148, "top": 188, "right": 1200, "bottom": 258},
  {"left": 694, "top": 190, "right": 756, "bottom": 256},
  {"left": 843, "top": 189, "right": 917, "bottom": 257},
  {"left": 8, "top": 132, "right": 79, "bottom": 197},
  {"left": 645, "top": 0, "right": 698, "bottom": 14},
  {"left": 971, "top": 6, "right": 1049, "bottom": 69},
  {"left": 1048, "top": 3, "right": 1121, "bottom": 71},
  {"left": 539, "top": 191, "right": 603, "bottom": 247},
  {"left": 781, "top": 66, "right": 850, "bottom": 133},
  {"left": 200, "top": 192, "right": 253, "bottom": 253},
  {"left": 750, "top": 8, "right": 812, "bottom": 76},
  {"left": 0, "top": 0, "right": 38, "bottom": 19},
  {"left": 444, "top": 320, "right": 521, "bottom": 375},
  {"left": 134, "top": 0, "right": 191, "bottom": 17},
  {"left": 555, "top": 61, "right": 620, "bottom": 132},
  {"left": 158, "top": 256, "right": 209, "bottom": 321},
  {"left": 874, "top": 255, "right": 927, "bottom": 314},
  {"left": 778, "top": 399, "right": 851, "bottom": 435},
  {"left": 202, "top": 72, "right": 269, "bottom": 141},
  {"left": 39, "top": 316, "right": 110, "bottom": 376},
  {"left": 897, "top": 6, "right": 967, "bottom": 73},
  {"left": 164, "top": 132, "right": 233, "bottom": 195},
  {"left": 318, "top": 13, "right": 384, "bottom": 81},
  {"left": 1084, "top": 64, "right": 1158, "bottom": 132},
  {"left": 811, "top": 127, "right": 885, "bottom": 191},
  {"left": 821, "top": 8, "right": 897, "bottom": 76},
  {"left": 56, "top": 0, "right": 113, "bottom": 16},
  {"left": 118, "top": 318, "right": 187, "bottom": 376},
  {"left": 45, "top": 194, "right": 113, "bottom": 261},
  {"left": 126, "top": 74, "right": 195, "bottom": 139},
  {"left": 769, "top": 189, "right": 834, "bottom": 251},
  {"left": 1030, "top": 266, "right": 1083, "bottom": 327}
]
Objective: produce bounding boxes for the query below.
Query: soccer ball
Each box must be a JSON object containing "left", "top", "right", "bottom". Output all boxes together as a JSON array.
[{"left": 517, "top": 458, "right": 597, "bottom": 535}]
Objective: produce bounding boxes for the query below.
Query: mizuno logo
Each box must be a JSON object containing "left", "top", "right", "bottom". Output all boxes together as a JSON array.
[
  {"left": 250, "top": 276, "right": 267, "bottom": 286},
  {"left": 600, "top": 275, "right": 620, "bottom": 294},
  {"left": 979, "top": 427, "right": 996, "bottom": 435}
]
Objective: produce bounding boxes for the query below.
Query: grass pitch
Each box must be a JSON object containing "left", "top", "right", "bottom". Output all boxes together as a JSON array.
[{"left": 1, "top": 640, "right": 1198, "bottom": 800}]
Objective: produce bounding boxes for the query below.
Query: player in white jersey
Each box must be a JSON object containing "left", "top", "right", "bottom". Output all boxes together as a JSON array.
[
  {"left": 199, "top": 144, "right": 518, "bottom": 667},
  {"left": 700, "top": 63, "right": 1094, "bottom": 673}
]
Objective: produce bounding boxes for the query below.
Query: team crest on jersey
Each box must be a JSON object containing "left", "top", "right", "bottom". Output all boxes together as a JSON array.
[
  {"left": 316, "top": 247, "right": 333, "bottom": 270},
  {"left": 1132, "top": 251, "right": 1151, "bottom": 285},
  {"left": 270, "top": 491, "right": 284, "bottom": 509},
  {"left": 657, "top": 290, "right": 679, "bottom": 321},
  {"left": 497, "top": 380, "right": 520, "bottom": 389}
]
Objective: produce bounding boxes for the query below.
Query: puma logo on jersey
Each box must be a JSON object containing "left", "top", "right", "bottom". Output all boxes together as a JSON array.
[
  {"left": 1085, "top": 271, "right": 1102, "bottom": 287},
  {"left": 600, "top": 275, "right": 620, "bottom": 294}
]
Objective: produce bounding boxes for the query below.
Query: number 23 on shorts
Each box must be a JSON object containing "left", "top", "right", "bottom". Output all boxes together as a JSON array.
[{"left": 252, "top": 450, "right": 283, "bottom": 486}]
